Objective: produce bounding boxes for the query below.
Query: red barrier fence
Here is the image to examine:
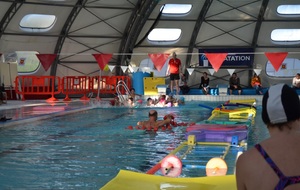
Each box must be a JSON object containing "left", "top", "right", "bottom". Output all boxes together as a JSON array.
[
  {"left": 61, "top": 76, "right": 90, "bottom": 101},
  {"left": 15, "top": 76, "right": 61, "bottom": 101},
  {"left": 14, "top": 75, "right": 131, "bottom": 101},
  {"left": 89, "top": 76, "right": 132, "bottom": 96}
]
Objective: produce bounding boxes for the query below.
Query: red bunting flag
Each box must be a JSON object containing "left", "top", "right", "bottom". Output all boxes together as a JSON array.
[
  {"left": 148, "top": 53, "right": 170, "bottom": 72},
  {"left": 265, "top": 52, "right": 288, "bottom": 72},
  {"left": 204, "top": 53, "right": 228, "bottom": 72},
  {"left": 36, "top": 54, "right": 57, "bottom": 71},
  {"left": 92, "top": 53, "right": 112, "bottom": 71}
]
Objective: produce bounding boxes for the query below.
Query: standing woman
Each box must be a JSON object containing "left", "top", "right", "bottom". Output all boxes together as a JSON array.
[
  {"left": 199, "top": 72, "right": 210, "bottom": 95},
  {"left": 166, "top": 52, "right": 182, "bottom": 95}
]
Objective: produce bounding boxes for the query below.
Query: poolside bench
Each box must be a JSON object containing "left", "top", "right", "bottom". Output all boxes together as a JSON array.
[{"left": 166, "top": 87, "right": 269, "bottom": 95}]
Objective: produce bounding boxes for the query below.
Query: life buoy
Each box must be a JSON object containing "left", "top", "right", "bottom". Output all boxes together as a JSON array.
[
  {"left": 160, "top": 155, "right": 182, "bottom": 177},
  {"left": 206, "top": 157, "right": 228, "bottom": 176}
]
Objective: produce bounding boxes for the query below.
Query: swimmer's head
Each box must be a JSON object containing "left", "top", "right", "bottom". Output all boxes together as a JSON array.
[{"left": 149, "top": 110, "right": 158, "bottom": 119}]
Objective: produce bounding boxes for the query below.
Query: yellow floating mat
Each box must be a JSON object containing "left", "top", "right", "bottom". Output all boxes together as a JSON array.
[
  {"left": 227, "top": 99, "right": 256, "bottom": 105},
  {"left": 100, "top": 170, "right": 237, "bottom": 190}
]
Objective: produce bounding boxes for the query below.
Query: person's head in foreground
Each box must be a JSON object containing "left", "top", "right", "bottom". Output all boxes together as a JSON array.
[
  {"left": 262, "top": 83, "right": 300, "bottom": 128},
  {"left": 236, "top": 83, "right": 300, "bottom": 190}
]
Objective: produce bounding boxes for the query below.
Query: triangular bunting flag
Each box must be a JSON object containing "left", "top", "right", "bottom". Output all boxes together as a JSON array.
[
  {"left": 265, "top": 52, "right": 288, "bottom": 72},
  {"left": 121, "top": 66, "right": 128, "bottom": 73},
  {"left": 208, "top": 69, "right": 215, "bottom": 75},
  {"left": 36, "top": 54, "right": 57, "bottom": 71},
  {"left": 92, "top": 53, "right": 113, "bottom": 71},
  {"left": 227, "top": 69, "right": 235, "bottom": 76},
  {"left": 132, "top": 66, "right": 139, "bottom": 73},
  {"left": 148, "top": 53, "right": 170, "bottom": 71},
  {"left": 108, "top": 65, "right": 115, "bottom": 72},
  {"left": 253, "top": 69, "right": 262, "bottom": 76},
  {"left": 128, "top": 65, "right": 134, "bottom": 73},
  {"left": 187, "top": 68, "right": 194, "bottom": 75},
  {"left": 141, "top": 66, "right": 151, "bottom": 73},
  {"left": 205, "top": 53, "right": 228, "bottom": 72}
]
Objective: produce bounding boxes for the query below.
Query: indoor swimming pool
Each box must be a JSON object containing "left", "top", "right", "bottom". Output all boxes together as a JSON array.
[{"left": 0, "top": 101, "right": 269, "bottom": 189}]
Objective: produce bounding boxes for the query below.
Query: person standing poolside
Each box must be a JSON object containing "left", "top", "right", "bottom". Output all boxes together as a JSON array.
[
  {"left": 166, "top": 52, "right": 182, "bottom": 95},
  {"left": 137, "top": 110, "right": 172, "bottom": 128},
  {"left": 236, "top": 84, "right": 300, "bottom": 190},
  {"left": 292, "top": 73, "right": 300, "bottom": 88},
  {"left": 229, "top": 72, "right": 242, "bottom": 95},
  {"left": 199, "top": 72, "right": 210, "bottom": 95}
]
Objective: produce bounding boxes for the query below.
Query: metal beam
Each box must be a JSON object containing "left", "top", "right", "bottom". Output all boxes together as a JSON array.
[
  {"left": 251, "top": 0, "right": 269, "bottom": 48},
  {"left": 0, "top": 0, "right": 24, "bottom": 38},
  {"left": 116, "top": 0, "right": 159, "bottom": 75},
  {"left": 186, "top": 0, "right": 213, "bottom": 68},
  {"left": 50, "top": 0, "right": 88, "bottom": 76},
  {"left": 0, "top": 0, "right": 134, "bottom": 10}
]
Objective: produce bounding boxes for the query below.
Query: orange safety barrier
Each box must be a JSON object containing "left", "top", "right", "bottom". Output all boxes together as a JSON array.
[
  {"left": 15, "top": 76, "right": 61, "bottom": 101},
  {"left": 61, "top": 76, "right": 90, "bottom": 101},
  {"left": 89, "top": 76, "right": 131, "bottom": 98},
  {"left": 14, "top": 75, "right": 132, "bottom": 102}
]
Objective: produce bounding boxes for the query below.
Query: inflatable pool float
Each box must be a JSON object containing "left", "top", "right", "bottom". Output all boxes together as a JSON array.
[
  {"left": 100, "top": 170, "right": 237, "bottom": 190},
  {"left": 185, "top": 128, "right": 248, "bottom": 143},
  {"left": 186, "top": 123, "right": 247, "bottom": 132}
]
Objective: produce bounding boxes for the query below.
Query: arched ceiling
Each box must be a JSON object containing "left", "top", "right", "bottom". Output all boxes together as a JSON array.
[{"left": 0, "top": 0, "right": 299, "bottom": 75}]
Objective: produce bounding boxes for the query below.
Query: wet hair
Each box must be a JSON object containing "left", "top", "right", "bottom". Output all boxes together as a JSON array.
[
  {"left": 149, "top": 110, "right": 158, "bottom": 117},
  {"left": 147, "top": 97, "right": 152, "bottom": 101}
]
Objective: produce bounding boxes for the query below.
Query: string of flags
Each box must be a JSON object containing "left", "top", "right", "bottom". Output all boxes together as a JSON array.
[{"left": 0, "top": 52, "right": 289, "bottom": 76}]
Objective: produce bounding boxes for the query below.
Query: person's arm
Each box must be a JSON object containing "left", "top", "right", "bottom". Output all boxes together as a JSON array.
[
  {"left": 258, "top": 77, "right": 262, "bottom": 86},
  {"left": 229, "top": 77, "right": 233, "bottom": 86},
  {"left": 207, "top": 78, "right": 210, "bottom": 88},
  {"left": 178, "top": 59, "right": 183, "bottom": 76},
  {"left": 156, "top": 115, "right": 172, "bottom": 127},
  {"left": 166, "top": 61, "right": 170, "bottom": 76},
  {"left": 236, "top": 154, "right": 248, "bottom": 190},
  {"left": 200, "top": 77, "right": 204, "bottom": 87},
  {"left": 137, "top": 121, "right": 144, "bottom": 126},
  {"left": 293, "top": 77, "right": 296, "bottom": 86}
]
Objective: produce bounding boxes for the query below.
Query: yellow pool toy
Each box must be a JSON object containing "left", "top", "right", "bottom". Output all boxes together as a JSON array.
[{"left": 100, "top": 170, "right": 237, "bottom": 190}]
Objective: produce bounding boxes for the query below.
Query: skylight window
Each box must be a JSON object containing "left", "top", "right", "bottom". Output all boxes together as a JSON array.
[
  {"left": 271, "top": 29, "right": 300, "bottom": 42},
  {"left": 277, "top": 5, "right": 300, "bottom": 15},
  {"left": 20, "top": 14, "right": 56, "bottom": 32},
  {"left": 148, "top": 28, "right": 182, "bottom": 42},
  {"left": 161, "top": 4, "right": 192, "bottom": 15}
]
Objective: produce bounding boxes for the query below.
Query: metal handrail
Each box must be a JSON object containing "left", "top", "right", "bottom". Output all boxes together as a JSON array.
[{"left": 116, "top": 80, "right": 131, "bottom": 104}]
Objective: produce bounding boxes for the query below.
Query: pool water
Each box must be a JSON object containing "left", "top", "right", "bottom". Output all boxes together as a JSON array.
[{"left": 0, "top": 101, "right": 269, "bottom": 189}]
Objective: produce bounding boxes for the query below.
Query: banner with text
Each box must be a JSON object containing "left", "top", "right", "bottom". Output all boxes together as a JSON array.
[{"left": 199, "top": 48, "right": 254, "bottom": 68}]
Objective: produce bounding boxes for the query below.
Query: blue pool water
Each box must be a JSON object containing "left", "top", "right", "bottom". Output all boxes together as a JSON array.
[{"left": 0, "top": 101, "right": 269, "bottom": 189}]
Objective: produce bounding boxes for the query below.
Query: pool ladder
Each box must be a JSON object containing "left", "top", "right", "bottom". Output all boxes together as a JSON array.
[{"left": 116, "top": 80, "right": 131, "bottom": 105}]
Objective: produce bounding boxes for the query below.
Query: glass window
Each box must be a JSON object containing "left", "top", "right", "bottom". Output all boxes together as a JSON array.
[
  {"left": 16, "top": 51, "right": 40, "bottom": 74},
  {"left": 148, "top": 28, "right": 181, "bottom": 42},
  {"left": 271, "top": 29, "right": 300, "bottom": 42},
  {"left": 266, "top": 58, "right": 300, "bottom": 77},
  {"left": 161, "top": 4, "right": 192, "bottom": 15},
  {"left": 20, "top": 14, "right": 56, "bottom": 32},
  {"left": 277, "top": 5, "right": 300, "bottom": 15}
]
